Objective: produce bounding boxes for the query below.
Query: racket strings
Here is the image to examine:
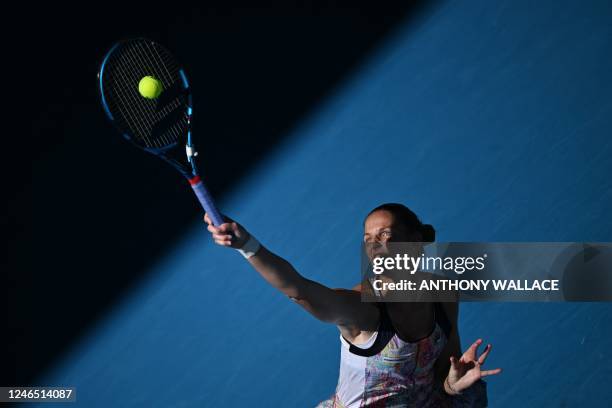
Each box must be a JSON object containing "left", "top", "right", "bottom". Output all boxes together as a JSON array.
[
  {"left": 118, "top": 43, "right": 177, "bottom": 147},
  {"left": 102, "top": 39, "right": 188, "bottom": 149},
  {"left": 111, "top": 52, "right": 159, "bottom": 146},
  {"left": 105, "top": 53, "right": 163, "bottom": 147},
  {"left": 125, "top": 42, "right": 178, "bottom": 142},
  {"left": 139, "top": 42, "right": 186, "bottom": 145},
  {"left": 120, "top": 44, "right": 174, "bottom": 147},
  {"left": 133, "top": 41, "right": 188, "bottom": 145}
]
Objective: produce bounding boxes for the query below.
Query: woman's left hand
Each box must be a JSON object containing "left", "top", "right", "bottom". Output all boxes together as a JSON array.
[{"left": 445, "top": 339, "right": 502, "bottom": 395}]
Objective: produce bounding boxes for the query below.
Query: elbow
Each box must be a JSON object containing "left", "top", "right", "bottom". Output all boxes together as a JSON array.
[{"left": 288, "top": 295, "right": 338, "bottom": 324}]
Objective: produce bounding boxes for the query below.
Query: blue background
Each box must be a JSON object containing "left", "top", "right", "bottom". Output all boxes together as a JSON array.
[{"left": 33, "top": 0, "right": 611, "bottom": 406}]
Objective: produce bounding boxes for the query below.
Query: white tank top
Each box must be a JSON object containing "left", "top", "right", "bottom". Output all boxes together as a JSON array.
[
  {"left": 336, "top": 331, "right": 379, "bottom": 407},
  {"left": 330, "top": 303, "right": 447, "bottom": 407}
]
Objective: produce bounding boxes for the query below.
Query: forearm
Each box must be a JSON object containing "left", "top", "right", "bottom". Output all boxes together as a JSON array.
[
  {"left": 245, "top": 241, "right": 374, "bottom": 327},
  {"left": 442, "top": 379, "right": 488, "bottom": 408},
  {"left": 205, "top": 218, "right": 376, "bottom": 328},
  {"left": 247, "top": 244, "right": 307, "bottom": 299}
]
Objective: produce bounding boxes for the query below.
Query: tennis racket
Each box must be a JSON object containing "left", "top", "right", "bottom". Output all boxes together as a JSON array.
[{"left": 97, "top": 38, "right": 224, "bottom": 226}]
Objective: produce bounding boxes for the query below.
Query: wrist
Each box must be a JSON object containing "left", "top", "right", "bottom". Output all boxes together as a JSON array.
[
  {"left": 444, "top": 376, "right": 462, "bottom": 396},
  {"left": 237, "top": 234, "right": 261, "bottom": 259}
]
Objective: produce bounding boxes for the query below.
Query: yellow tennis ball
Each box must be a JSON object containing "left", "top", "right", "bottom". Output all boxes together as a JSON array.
[{"left": 138, "top": 76, "right": 163, "bottom": 99}]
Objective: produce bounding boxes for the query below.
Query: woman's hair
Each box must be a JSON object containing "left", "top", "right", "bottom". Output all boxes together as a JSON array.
[{"left": 366, "top": 203, "right": 436, "bottom": 243}]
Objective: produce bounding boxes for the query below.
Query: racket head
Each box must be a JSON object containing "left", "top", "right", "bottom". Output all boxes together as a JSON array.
[{"left": 98, "top": 38, "right": 193, "bottom": 152}]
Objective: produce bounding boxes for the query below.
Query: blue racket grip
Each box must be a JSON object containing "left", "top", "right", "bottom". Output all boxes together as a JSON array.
[{"left": 189, "top": 177, "right": 224, "bottom": 226}]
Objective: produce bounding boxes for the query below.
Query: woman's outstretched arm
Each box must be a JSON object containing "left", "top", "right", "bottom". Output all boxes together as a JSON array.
[{"left": 204, "top": 213, "right": 379, "bottom": 334}]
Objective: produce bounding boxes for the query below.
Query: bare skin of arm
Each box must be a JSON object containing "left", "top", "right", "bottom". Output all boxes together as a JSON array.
[
  {"left": 249, "top": 246, "right": 380, "bottom": 340},
  {"left": 205, "top": 214, "right": 379, "bottom": 342},
  {"left": 206, "top": 212, "right": 442, "bottom": 344},
  {"left": 249, "top": 245, "right": 436, "bottom": 344}
]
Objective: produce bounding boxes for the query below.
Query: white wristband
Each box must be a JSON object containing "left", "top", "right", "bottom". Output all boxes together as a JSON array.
[{"left": 237, "top": 234, "right": 261, "bottom": 259}]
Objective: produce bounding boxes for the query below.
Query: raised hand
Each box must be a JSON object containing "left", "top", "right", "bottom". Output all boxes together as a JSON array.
[
  {"left": 445, "top": 339, "right": 502, "bottom": 395},
  {"left": 204, "top": 213, "right": 249, "bottom": 249}
]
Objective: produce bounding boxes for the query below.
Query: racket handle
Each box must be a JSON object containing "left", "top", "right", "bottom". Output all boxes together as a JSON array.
[{"left": 189, "top": 176, "right": 224, "bottom": 226}]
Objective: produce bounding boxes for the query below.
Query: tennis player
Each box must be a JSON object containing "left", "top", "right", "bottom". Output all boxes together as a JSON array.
[{"left": 204, "top": 203, "right": 501, "bottom": 407}]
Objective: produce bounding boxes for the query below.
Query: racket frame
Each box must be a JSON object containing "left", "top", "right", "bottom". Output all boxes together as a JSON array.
[{"left": 98, "top": 39, "right": 224, "bottom": 226}]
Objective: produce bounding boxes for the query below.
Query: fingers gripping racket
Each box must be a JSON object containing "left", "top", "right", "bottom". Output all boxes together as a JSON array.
[{"left": 97, "top": 38, "right": 224, "bottom": 226}]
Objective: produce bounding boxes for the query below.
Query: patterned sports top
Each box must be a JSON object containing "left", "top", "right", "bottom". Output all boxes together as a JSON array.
[{"left": 317, "top": 303, "right": 447, "bottom": 408}]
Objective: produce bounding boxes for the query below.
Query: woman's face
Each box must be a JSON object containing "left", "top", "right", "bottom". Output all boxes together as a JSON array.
[
  {"left": 363, "top": 210, "right": 419, "bottom": 260},
  {"left": 364, "top": 210, "right": 401, "bottom": 244}
]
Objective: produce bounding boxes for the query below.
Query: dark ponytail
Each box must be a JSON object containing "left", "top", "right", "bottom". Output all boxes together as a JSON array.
[
  {"left": 419, "top": 223, "right": 436, "bottom": 243},
  {"left": 366, "top": 203, "right": 436, "bottom": 243}
]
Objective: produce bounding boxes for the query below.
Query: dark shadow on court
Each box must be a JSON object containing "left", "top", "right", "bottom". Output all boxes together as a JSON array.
[{"left": 6, "top": 1, "right": 438, "bottom": 385}]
